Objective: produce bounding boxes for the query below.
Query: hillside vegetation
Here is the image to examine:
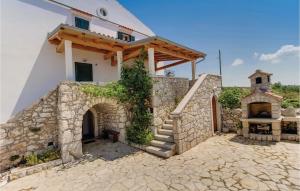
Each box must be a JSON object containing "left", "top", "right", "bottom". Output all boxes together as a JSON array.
[{"left": 220, "top": 83, "right": 300, "bottom": 109}]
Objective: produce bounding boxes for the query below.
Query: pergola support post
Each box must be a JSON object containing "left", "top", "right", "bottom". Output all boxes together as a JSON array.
[
  {"left": 148, "top": 48, "right": 155, "bottom": 75},
  {"left": 191, "top": 60, "right": 196, "bottom": 80},
  {"left": 64, "top": 40, "right": 74, "bottom": 80},
  {"left": 117, "top": 51, "right": 123, "bottom": 80}
]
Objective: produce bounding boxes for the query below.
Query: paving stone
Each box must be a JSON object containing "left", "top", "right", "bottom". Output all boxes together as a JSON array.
[{"left": 1, "top": 134, "right": 299, "bottom": 191}]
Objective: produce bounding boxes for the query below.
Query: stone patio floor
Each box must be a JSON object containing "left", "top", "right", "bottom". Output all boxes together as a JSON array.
[{"left": 2, "top": 134, "right": 300, "bottom": 191}]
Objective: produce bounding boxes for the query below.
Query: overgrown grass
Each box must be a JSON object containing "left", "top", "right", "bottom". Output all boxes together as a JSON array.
[
  {"left": 272, "top": 83, "right": 300, "bottom": 108},
  {"left": 25, "top": 149, "right": 60, "bottom": 166}
]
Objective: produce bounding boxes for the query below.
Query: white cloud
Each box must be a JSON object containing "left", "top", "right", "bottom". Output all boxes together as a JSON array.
[
  {"left": 258, "top": 45, "right": 300, "bottom": 63},
  {"left": 231, "top": 58, "right": 244, "bottom": 66},
  {"left": 253, "top": 52, "right": 259, "bottom": 58}
]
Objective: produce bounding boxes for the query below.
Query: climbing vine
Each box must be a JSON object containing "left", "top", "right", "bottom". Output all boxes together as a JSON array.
[
  {"left": 80, "top": 50, "right": 153, "bottom": 145},
  {"left": 119, "top": 51, "right": 153, "bottom": 144}
]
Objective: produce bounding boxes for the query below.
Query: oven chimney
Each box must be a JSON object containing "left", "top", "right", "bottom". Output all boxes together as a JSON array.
[{"left": 248, "top": 69, "right": 272, "bottom": 93}]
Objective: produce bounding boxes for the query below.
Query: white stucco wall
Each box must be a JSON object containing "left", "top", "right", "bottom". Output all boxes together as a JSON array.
[
  {"left": 73, "top": 49, "right": 118, "bottom": 82},
  {"left": 0, "top": 0, "right": 155, "bottom": 123}
]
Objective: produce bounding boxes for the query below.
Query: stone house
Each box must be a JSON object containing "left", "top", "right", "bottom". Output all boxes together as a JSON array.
[{"left": 0, "top": 0, "right": 222, "bottom": 171}]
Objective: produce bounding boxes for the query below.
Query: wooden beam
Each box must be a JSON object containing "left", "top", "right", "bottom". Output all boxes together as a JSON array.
[
  {"left": 123, "top": 49, "right": 141, "bottom": 61},
  {"left": 59, "top": 33, "right": 122, "bottom": 52},
  {"left": 72, "top": 44, "right": 109, "bottom": 54},
  {"left": 150, "top": 45, "right": 195, "bottom": 61},
  {"left": 56, "top": 40, "right": 64, "bottom": 53},
  {"left": 155, "top": 60, "right": 189, "bottom": 71}
]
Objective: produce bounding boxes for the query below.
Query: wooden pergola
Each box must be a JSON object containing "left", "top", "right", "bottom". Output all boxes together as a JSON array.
[{"left": 48, "top": 24, "right": 206, "bottom": 80}]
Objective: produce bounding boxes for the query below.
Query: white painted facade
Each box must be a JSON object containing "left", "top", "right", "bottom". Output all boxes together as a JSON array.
[{"left": 0, "top": 0, "right": 156, "bottom": 123}]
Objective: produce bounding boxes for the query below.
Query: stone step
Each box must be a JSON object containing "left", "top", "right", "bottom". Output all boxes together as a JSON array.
[
  {"left": 157, "top": 128, "right": 173, "bottom": 136},
  {"left": 165, "top": 119, "right": 173, "bottom": 124},
  {"left": 162, "top": 124, "right": 173, "bottom": 130},
  {"left": 150, "top": 140, "right": 176, "bottom": 150},
  {"left": 154, "top": 134, "right": 174, "bottom": 142},
  {"left": 145, "top": 146, "right": 174, "bottom": 158}
]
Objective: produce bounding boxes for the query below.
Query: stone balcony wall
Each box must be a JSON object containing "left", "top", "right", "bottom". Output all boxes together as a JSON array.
[{"left": 151, "top": 76, "right": 190, "bottom": 131}]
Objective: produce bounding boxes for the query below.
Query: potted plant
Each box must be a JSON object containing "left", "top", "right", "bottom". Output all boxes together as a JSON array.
[{"left": 237, "top": 122, "right": 243, "bottom": 136}]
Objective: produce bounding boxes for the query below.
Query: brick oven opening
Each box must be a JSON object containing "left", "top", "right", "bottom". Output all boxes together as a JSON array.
[{"left": 248, "top": 102, "right": 271, "bottom": 118}]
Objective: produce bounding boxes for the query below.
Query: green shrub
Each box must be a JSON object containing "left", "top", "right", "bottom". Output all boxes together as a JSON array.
[
  {"left": 25, "top": 149, "right": 60, "bottom": 166},
  {"left": 282, "top": 99, "right": 300, "bottom": 108},
  {"left": 272, "top": 82, "right": 300, "bottom": 108},
  {"left": 80, "top": 82, "right": 126, "bottom": 100},
  {"left": 25, "top": 153, "right": 42, "bottom": 166},
  {"left": 38, "top": 149, "right": 60, "bottom": 162},
  {"left": 120, "top": 51, "right": 153, "bottom": 144},
  {"left": 218, "top": 88, "right": 243, "bottom": 109}
]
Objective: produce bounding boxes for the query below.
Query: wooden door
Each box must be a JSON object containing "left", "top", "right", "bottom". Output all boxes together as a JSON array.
[
  {"left": 212, "top": 96, "right": 218, "bottom": 132},
  {"left": 82, "top": 110, "right": 95, "bottom": 140}
]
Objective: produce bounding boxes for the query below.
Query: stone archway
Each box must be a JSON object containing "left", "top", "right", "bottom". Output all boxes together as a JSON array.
[{"left": 57, "top": 82, "right": 129, "bottom": 163}]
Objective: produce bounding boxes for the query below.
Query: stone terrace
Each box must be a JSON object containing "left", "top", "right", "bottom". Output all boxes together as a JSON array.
[{"left": 2, "top": 134, "right": 299, "bottom": 191}]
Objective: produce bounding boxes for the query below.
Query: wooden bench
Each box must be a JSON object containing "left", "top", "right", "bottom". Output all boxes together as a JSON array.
[{"left": 102, "top": 129, "right": 120, "bottom": 143}]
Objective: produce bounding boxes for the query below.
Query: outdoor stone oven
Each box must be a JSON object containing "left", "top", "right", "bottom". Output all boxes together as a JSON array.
[
  {"left": 240, "top": 70, "right": 283, "bottom": 141},
  {"left": 248, "top": 102, "right": 271, "bottom": 118}
]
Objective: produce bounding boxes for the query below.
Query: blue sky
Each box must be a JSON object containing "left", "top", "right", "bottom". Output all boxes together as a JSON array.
[{"left": 119, "top": 0, "right": 299, "bottom": 86}]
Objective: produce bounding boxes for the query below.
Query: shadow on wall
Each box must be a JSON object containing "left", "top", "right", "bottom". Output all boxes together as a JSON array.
[
  {"left": 12, "top": 40, "right": 65, "bottom": 116},
  {"left": 19, "top": 0, "right": 69, "bottom": 16},
  {"left": 10, "top": 0, "right": 71, "bottom": 117}
]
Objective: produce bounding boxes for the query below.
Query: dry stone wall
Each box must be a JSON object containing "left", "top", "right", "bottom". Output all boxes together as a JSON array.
[
  {"left": 151, "top": 77, "right": 189, "bottom": 131},
  {"left": 0, "top": 89, "right": 58, "bottom": 172},
  {"left": 171, "top": 74, "right": 222, "bottom": 154},
  {"left": 222, "top": 108, "right": 242, "bottom": 132}
]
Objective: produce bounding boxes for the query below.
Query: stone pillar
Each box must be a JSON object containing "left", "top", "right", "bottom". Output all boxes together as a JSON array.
[
  {"left": 58, "top": 82, "right": 83, "bottom": 163},
  {"left": 242, "top": 121, "right": 249, "bottom": 138},
  {"left": 191, "top": 60, "right": 196, "bottom": 81},
  {"left": 272, "top": 121, "right": 281, "bottom": 141},
  {"left": 117, "top": 51, "right": 123, "bottom": 80},
  {"left": 148, "top": 48, "right": 155, "bottom": 75},
  {"left": 64, "top": 40, "right": 74, "bottom": 80}
]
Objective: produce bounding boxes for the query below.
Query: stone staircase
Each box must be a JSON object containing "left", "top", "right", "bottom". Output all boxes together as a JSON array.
[{"left": 145, "top": 118, "right": 176, "bottom": 158}]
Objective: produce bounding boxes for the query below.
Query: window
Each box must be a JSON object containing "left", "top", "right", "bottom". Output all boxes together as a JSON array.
[
  {"left": 97, "top": 8, "right": 107, "bottom": 17},
  {"left": 75, "top": 17, "right": 89, "bottom": 30},
  {"left": 267, "top": 76, "right": 270, "bottom": 82},
  {"left": 256, "top": 77, "right": 262, "bottom": 84},
  {"left": 117, "top": 31, "right": 135, "bottom": 42}
]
